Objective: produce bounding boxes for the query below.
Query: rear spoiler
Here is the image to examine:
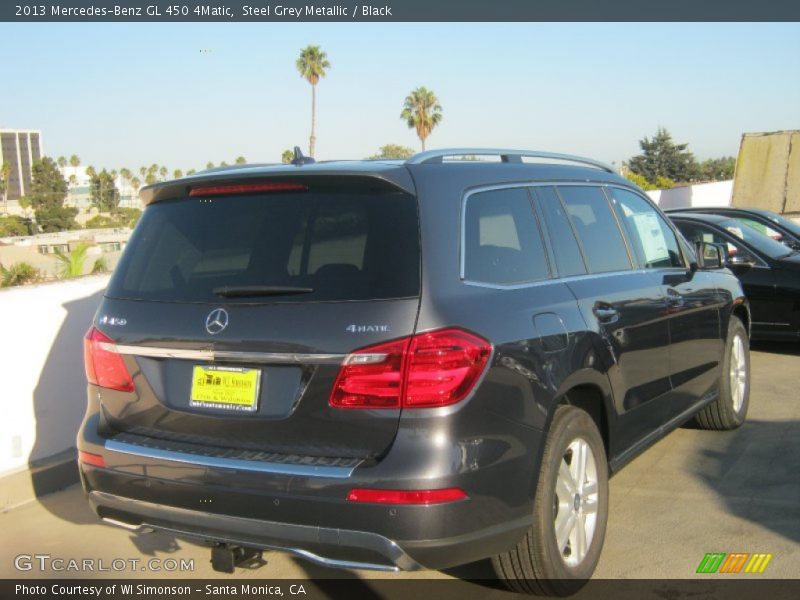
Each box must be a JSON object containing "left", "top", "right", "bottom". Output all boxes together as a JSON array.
[{"left": 139, "top": 165, "right": 416, "bottom": 206}]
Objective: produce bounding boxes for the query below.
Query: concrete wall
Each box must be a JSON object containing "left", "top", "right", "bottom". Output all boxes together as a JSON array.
[
  {"left": 732, "top": 131, "right": 800, "bottom": 214},
  {"left": 647, "top": 180, "right": 733, "bottom": 210},
  {"left": 0, "top": 275, "right": 109, "bottom": 482}
]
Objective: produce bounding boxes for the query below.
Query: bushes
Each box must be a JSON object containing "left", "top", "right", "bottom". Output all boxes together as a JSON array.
[{"left": 0, "top": 262, "right": 41, "bottom": 287}]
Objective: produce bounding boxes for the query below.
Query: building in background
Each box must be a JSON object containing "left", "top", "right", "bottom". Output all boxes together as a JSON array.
[{"left": 1, "top": 129, "right": 43, "bottom": 213}]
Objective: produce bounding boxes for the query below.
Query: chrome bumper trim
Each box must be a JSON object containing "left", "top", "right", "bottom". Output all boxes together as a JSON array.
[
  {"left": 104, "top": 439, "right": 358, "bottom": 479},
  {"left": 114, "top": 344, "right": 345, "bottom": 365}
]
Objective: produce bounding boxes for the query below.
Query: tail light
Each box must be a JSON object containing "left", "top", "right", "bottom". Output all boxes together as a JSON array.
[
  {"left": 189, "top": 182, "right": 308, "bottom": 197},
  {"left": 83, "top": 327, "right": 134, "bottom": 392},
  {"left": 330, "top": 328, "right": 491, "bottom": 409},
  {"left": 78, "top": 451, "right": 106, "bottom": 468},
  {"left": 346, "top": 487, "right": 468, "bottom": 505}
]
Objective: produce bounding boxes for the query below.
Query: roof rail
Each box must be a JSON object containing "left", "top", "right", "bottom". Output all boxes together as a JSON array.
[{"left": 405, "top": 148, "right": 616, "bottom": 173}]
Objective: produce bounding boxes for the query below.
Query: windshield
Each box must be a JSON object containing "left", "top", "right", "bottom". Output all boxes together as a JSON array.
[
  {"left": 718, "top": 218, "right": 794, "bottom": 259},
  {"left": 107, "top": 186, "right": 420, "bottom": 303},
  {"left": 757, "top": 210, "right": 800, "bottom": 237}
]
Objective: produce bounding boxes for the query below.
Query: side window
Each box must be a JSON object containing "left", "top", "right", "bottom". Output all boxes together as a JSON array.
[
  {"left": 735, "top": 217, "right": 784, "bottom": 242},
  {"left": 607, "top": 187, "right": 684, "bottom": 269},
  {"left": 535, "top": 186, "right": 587, "bottom": 277},
  {"left": 463, "top": 187, "right": 550, "bottom": 285},
  {"left": 556, "top": 186, "right": 632, "bottom": 273},
  {"left": 674, "top": 222, "right": 756, "bottom": 262}
]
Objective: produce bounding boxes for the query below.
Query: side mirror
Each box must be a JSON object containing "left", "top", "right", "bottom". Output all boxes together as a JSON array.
[
  {"left": 694, "top": 241, "right": 724, "bottom": 270},
  {"left": 726, "top": 253, "right": 756, "bottom": 275}
]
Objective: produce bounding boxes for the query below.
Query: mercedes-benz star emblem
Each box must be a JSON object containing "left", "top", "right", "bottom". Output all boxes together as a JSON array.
[{"left": 205, "top": 308, "right": 229, "bottom": 335}]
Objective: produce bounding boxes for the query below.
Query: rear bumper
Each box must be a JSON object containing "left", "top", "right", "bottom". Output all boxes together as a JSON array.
[
  {"left": 88, "top": 490, "right": 422, "bottom": 571},
  {"left": 78, "top": 387, "right": 544, "bottom": 571},
  {"left": 81, "top": 460, "right": 533, "bottom": 571}
]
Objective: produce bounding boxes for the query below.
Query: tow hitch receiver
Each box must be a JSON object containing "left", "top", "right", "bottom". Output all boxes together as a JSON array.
[{"left": 211, "top": 543, "right": 263, "bottom": 573}]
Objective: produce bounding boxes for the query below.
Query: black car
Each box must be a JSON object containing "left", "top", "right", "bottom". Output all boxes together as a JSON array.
[
  {"left": 666, "top": 206, "right": 800, "bottom": 251},
  {"left": 78, "top": 148, "right": 750, "bottom": 595},
  {"left": 670, "top": 211, "right": 800, "bottom": 341}
]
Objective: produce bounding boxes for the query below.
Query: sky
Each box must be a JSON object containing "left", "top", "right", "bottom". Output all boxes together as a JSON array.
[{"left": 1, "top": 22, "right": 799, "bottom": 173}]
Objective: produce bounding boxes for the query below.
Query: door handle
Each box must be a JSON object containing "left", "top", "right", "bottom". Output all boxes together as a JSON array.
[{"left": 592, "top": 303, "right": 619, "bottom": 323}]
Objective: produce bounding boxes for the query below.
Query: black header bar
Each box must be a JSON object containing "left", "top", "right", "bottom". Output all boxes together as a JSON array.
[{"left": 3, "top": 0, "right": 800, "bottom": 22}]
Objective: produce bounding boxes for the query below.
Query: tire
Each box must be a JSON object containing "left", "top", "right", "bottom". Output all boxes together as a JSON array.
[
  {"left": 694, "top": 315, "right": 749, "bottom": 431},
  {"left": 492, "top": 405, "right": 608, "bottom": 596}
]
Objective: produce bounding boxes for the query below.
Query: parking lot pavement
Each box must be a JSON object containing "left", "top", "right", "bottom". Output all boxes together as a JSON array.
[{"left": 1, "top": 343, "right": 798, "bottom": 584}]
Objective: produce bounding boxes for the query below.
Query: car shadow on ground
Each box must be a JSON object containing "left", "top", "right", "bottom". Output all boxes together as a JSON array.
[
  {"left": 751, "top": 340, "right": 800, "bottom": 356},
  {"left": 692, "top": 418, "right": 800, "bottom": 545}
]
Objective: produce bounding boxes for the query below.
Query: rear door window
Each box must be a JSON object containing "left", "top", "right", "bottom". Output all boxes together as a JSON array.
[
  {"left": 107, "top": 185, "right": 420, "bottom": 303},
  {"left": 556, "top": 186, "right": 632, "bottom": 273},
  {"left": 463, "top": 187, "right": 550, "bottom": 285},
  {"left": 607, "top": 187, "right": 684, "bottom": 269},
  {"left": 534, "top": 186, "right": 587, "bottom": 277}
]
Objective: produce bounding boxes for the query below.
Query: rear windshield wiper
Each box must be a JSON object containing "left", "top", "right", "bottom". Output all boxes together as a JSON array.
[{"left": 213, "top": 285, "right": 314, "bottom": 298}]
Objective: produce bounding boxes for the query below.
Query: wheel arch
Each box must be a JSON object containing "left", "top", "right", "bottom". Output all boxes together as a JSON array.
[
  {"left": 730, "top": 298, "right": 751, "bottom": 340},
  {"left": 545, "top": 369, "right": 615, "bottom": 464}
]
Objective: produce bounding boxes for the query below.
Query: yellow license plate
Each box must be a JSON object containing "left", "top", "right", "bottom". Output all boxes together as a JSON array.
[{"left": 190, "top": 366, "right": 261, "bottom": 412}]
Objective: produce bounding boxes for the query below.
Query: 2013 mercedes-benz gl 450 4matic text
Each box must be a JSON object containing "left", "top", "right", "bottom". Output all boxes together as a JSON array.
[{"left": 78, "top": 149, "right": 750, "bottom": 595}]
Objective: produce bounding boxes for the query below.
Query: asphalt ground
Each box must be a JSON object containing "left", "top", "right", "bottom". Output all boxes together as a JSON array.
[{"left": 2, "top": 341, "right": 798, "bottom": 591}]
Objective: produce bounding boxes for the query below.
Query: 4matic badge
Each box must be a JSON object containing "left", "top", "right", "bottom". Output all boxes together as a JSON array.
[{"left": 346, "top": 324, "right": 391, "bottom": 333}]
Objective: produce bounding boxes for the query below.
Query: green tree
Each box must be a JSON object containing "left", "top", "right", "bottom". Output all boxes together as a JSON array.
[
  {"left": 69, "top": 155, "right": 80, "bottom": 168},
  {"left": 401, "top": 87, "right": 443, "bottom": 151},
  {"left": 0, "top": 216, "right": 31, "bottom": 236},
  {"left": 158, "top": 166, "right": 168, "bottom": 181},
  {"left": 115, "top": 207, "right": 142, "bottom": 228},
  {"left": 57, "top": 156, "right": 67, "bottom": 169},
  {"left": 29, "top": 157, "right": 78, "bottom": 232},
  {"left": 627, "top": 128, "right": 698, "bottom": 184},
  {"left": 173, "top": 169, "right": 183, "bottom": 179},
  {"left": 18, "top": 196, "right": 32, "bottom": 218},
  {"left": 281, "top": 150, "right": 294, "bottom": 164},
  {"left": 235, "top": 156, "right": 247, "bottom": 165},
  {"left": 368, "top": 144, "right": 415, "bottom": 160},
  {"left": 0, "top": 262, "right": 40, "bottom": 287},
  {"left": 0, "top": 161, "right": 11, "bottom": 214},
  {"left": 54, "top": 243, "right": 88, "bottom": 278},
  {"left": 205, "top": 162, "right": 215, "bottom": 170},
  {"left": 90, "top": 169, "right": 120, "bottom": 213},
  {"left": 697, "top": 157, "right": 736, "bottom": 182},
  {"left": 296, "top": 45, "right": 331, "bottom": 158},
  {"left": 623, "top": 170, "right": 675, "bottom": 191},
  {"left": 85, "top": 215, "right": 117, "bottom": 229},
  {"left": 186, "top": 169, "right": 197, "bottom": 176}
]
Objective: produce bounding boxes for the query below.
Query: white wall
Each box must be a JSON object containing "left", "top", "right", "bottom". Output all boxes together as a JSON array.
[
  {"left": 0, "top": 275, "right": 109, "bottom": 477},
  {"left": 647, "top": 180, "right": 734, "bottom": 210}
]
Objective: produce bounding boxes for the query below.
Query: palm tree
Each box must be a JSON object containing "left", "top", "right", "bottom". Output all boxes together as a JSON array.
[
  {"left": 86, "top": 165, "right": 97, "bottom": 178},
  {"left": 296, "top": 45, "right": 331, "bottom": 158},
  {"left": 53, "top": 243, "right": 89, "bottom": 279},
  {"left": 186, "top": 169, "right": 197, "bottom": 176},
  {"left": 173, "top": 169, "right": 183, "bottom": 179},
  {"left": 1, "top": 162, "right": 11, "bottom": 214},
  {"left": 235, "top": 156, "right": 246, "bottom": 165},
  {"left": 158, "top": 166, "right": 168, "bottom": 181},
  {"left": 57, "top": 156, "right": 67, "bottom": 169},
  {"left": 69, "top": 155, "right": 80, "bottom": 168},
  {"left": 205, "top": 162, "right": 215, "bottom": 170},
  {"left": 401, "top": 87, "right": 443, "bottom": 151}
]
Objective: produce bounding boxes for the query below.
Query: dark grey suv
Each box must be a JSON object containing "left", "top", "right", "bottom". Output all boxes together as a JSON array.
[{"left": 78, "top": 149, "right": 750, "bottom": 595}]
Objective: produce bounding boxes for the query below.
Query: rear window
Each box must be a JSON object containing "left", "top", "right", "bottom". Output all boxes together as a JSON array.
[{"left": 107, "top": 186, "right": 420, "bottom": 303}]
